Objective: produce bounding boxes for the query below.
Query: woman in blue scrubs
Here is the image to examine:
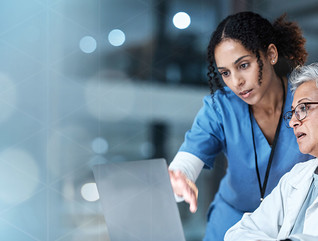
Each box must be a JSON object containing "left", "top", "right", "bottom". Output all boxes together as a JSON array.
[{"left": 169, "top": 11, "right": 312, "bottom": 241}]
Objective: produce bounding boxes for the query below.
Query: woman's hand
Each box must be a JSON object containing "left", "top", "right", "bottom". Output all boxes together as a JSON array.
[{"left": 168, "top": 169, "right": 198, "bottom": 213}]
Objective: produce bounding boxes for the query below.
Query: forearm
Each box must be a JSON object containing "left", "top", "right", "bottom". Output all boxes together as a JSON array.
[
  {"left": 169, "top": 152, "right": 204, "bottom": 203},
  {"left": 225, "top": 213, "right": 277, "bottom": 241},
  {"left": 169, "top": 151, "right": 204, "bottom": 182}
]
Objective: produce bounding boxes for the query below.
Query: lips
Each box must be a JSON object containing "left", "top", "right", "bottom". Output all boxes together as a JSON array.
[
  {"left": 239, "top": 89, "right": 253, "bottom": 98},
  {"left": 295, "top": 132, "right": 306, "bottom": 139}
]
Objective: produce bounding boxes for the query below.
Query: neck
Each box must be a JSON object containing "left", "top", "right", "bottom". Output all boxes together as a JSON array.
[{"left": 251, "top": 76, "right": 286, "bottom": 115}]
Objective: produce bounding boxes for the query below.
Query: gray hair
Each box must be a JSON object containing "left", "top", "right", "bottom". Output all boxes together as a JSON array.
[{"left": 289, "top": 62, "right": 318, "bottom": 93}]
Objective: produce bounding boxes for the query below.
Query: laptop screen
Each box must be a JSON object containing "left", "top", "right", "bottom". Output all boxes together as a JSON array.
[{"left": 92, "top": 158, "right": 186, "bottom": 241}]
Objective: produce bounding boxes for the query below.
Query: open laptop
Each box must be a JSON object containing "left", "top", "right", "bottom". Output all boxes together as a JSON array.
[{"left": 92, "top": 158, "right": 186, "bottom": 241}]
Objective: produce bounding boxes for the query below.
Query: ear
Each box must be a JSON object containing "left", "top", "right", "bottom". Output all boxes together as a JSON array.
[{"left": 267, "top": 43, "right": 278, "bottom": 65}]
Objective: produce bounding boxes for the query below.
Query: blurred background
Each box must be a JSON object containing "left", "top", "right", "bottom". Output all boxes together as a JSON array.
[{"left": 0, "top": 0, "right": 317, "bottom": 240}]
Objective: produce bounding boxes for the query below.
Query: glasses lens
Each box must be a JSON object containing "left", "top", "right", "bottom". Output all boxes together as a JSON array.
[
  {"left": 283, "top": 111, "right": 292, "bottom": 127},
  {"left": 295, "top": 103, "right": 307, "bottom": 120}
]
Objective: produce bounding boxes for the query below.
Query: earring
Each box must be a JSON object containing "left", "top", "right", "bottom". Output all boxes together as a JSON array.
[{"left": 272, "top": 60, "right": 275, "bottom": 63}]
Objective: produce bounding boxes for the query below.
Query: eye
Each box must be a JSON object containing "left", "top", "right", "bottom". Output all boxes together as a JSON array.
[
  {"left": 299, "top": 104, "right": 307, "bottom": 112},
  {"left": 240, "top": 63, "right": 249, "bottom": 69},
  {"left": 295, "top": 104, "right": 307, "bottom": 117},
  {"left": 220, "top": 71, "right": 230, "bottom": 77}
]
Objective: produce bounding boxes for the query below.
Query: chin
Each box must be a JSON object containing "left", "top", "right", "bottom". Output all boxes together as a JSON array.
[
  {"left": 298, "top": 145, "right": 310, "bottom": 155},
  {"left": 240, "top": 97, "right": 256, "bottom": 106}
]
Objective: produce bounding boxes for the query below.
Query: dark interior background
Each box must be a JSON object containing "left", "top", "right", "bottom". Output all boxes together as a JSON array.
[{"left": 0, "top": 0, "right": 317, "bottom": 240}]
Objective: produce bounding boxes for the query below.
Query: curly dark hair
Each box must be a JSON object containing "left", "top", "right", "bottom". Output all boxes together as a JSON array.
[{"left": 207, "top": 11, "right": 307, "bottom": 95}]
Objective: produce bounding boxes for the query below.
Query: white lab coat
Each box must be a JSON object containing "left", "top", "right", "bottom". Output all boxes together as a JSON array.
[{"left": 225, "top": 158, "right": 318, "bottom": 241}]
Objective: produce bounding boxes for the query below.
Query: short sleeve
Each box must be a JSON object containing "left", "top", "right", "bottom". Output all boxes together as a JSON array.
[{"left": 179, "top": 94, "right": 225, "bottom": 168}]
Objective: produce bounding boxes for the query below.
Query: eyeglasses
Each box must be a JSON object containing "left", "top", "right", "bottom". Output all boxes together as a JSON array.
[{"left": 283, "top": 102, "right": 318, "bottom": 128}]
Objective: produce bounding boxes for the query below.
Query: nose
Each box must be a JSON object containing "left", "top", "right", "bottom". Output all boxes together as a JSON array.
[
  {"left": 232, "top": 72, "right": 245, "bottom": 88},
  {"left": 289, "top": 113, "right": 301, "bottom": 128}
]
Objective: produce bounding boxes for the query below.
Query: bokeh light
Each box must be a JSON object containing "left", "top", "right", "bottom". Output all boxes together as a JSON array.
[
  {"left": 172, "top": 12, "right": 191, "bottom": 29},
  {"left": 0, "top": 148, "right": 39, "bottom": 204},
  {"left": 79, "top": 36, "right": 97, "bottom": 53},
  {"left": 108, "top": 29, "right": 125, "bottom": 46},
  {"left": 81, "top": 182, "right": 99, "bottom": 202},
  {"left": 91, "top": 137, "right": 109, "bottom": 154}
]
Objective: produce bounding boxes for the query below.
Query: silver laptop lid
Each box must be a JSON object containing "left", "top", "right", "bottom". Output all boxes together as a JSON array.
[{"left": 92, "top": 158, "right": 186, "bottom": 241}]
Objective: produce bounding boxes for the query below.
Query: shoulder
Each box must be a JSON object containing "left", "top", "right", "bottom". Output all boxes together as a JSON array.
[
  {"left": 199, "top": 87, "right": 248, "bottom": 124},
  {"left": 286, "top": 158, "right": 318, "bottom": 186},
  {"left": 290, "top": 158, "right": 318, "bottom": 173},
  {"left": 203, "top": 87, "right": 244, "bottom": 108}
]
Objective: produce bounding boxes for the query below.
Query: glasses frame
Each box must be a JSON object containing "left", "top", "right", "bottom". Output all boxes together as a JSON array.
[{"left": 284, "top": 102, "right": 318, "bottom": 128}]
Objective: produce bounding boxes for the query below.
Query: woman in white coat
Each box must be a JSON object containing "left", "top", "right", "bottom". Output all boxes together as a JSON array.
[{"left": 224, "top": 62, "right": 318, "bottom": 241}]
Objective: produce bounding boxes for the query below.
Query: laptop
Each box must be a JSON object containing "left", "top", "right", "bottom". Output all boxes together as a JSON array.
[{"left": 92, "top": 158, "right": 186, "bottom": 241}]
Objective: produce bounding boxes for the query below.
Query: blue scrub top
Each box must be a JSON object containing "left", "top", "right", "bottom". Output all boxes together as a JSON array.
[{"left": 179, "top": 84, "right": 312, "bottom": 212}]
